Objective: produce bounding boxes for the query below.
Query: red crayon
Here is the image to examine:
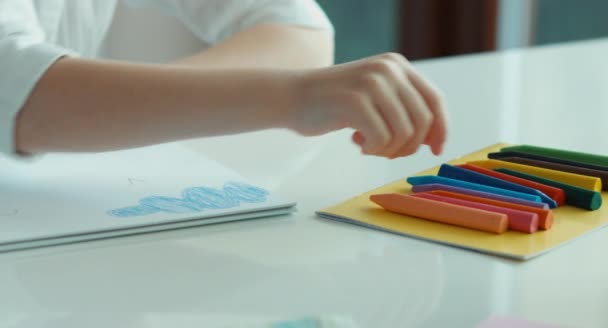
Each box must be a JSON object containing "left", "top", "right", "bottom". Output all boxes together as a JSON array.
[{"left": 458, "top": 164, "right": 565, "bottom": 206}]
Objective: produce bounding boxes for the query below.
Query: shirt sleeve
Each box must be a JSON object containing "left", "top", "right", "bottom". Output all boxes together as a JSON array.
[
  {"left": 0, "top": 0, "right": 73, "bottom": 158},
  {"left": 124, "top": 0, "right": 333, "bottom": 44}
]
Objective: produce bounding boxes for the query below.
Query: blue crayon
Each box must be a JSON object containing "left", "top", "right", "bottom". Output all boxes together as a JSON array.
[
  {"left": 437, "top": 164, "right": 557, "bottom": 208},
  {"left": 406, "top": 175, "right": 542, "bottom": 203},
  {"left": 411, "top": 183, "right": 549, "bottom": 209}
]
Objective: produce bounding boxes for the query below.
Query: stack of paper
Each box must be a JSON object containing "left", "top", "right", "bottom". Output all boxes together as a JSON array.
[{"left": 0, "top": 143, "right": 295, "bottom": 252}]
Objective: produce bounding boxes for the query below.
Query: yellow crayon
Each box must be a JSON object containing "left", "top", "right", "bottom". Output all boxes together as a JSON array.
[{"left": 467, "top": 159, "right": 602, "bottom": 192}]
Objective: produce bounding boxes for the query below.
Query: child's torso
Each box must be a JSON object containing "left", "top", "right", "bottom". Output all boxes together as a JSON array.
[{"left": 33, "top": 0, "right": 118, "bottom": 57}]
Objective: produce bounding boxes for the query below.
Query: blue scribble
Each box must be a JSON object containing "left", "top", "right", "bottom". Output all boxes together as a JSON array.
[
  {"left": 183, "top": 186, "right": 239, "bottom": 209},
  {"left": 140, "top": 196, "right": 202, "bottom": 213},
  {"left": 224, "top": 181, "right": 269, "bottom": 203},
  {"left": 108, "top": 205, "right": 158, "bottom": 217},
  {"left": 108, "top": 181, "right": 269, "bottom": 218}
]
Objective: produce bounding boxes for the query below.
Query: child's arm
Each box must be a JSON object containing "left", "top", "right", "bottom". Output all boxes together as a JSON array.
[
  {"left": 16, "top": 53, "right": 447, "bottom": 158},
  {"left": 173, "top": 24, "right": 334, "bottom": 69}
]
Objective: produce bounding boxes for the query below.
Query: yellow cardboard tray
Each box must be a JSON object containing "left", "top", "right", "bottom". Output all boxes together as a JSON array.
[{"left": 317, "top": 143, "right": 608, "bottom": 260}]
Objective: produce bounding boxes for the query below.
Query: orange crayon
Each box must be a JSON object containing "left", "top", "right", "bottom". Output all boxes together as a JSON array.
[
  {"left": 370, "top": 193, "right": 508, "bottom": 234},
  {"left": 429, "top": 190, "right": 554, "bottom": 230},
  {"left": 414, "top": 193, "right": 539, "bottom": 233}
]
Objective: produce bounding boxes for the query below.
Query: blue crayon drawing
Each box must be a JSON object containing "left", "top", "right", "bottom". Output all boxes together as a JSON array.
[
  {"left": 108, "top": 181, "right": 269, "bottom": 218},
  {"left": 183, "top": 186, "right": 240, "bottom": 209}
]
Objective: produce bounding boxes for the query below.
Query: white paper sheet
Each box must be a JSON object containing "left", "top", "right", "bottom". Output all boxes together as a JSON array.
[{"left": 0, "top": 143, "right": 295, "bottom": 251}]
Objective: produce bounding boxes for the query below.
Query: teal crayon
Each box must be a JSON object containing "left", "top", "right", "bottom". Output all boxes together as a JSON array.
[
  {"left": 495, "top": 168, "right": 602, "bottom": 211},
  {"left": 501, "top": 145, "right": 608, "bottom": 167}
]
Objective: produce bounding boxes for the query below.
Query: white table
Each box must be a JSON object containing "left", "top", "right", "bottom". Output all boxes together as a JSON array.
[{"left": 2, "top": 39, "right": 608, "bottom": 328}]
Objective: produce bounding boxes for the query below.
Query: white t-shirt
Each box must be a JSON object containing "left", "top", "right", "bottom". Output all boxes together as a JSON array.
[{"left": 0, "top": 0, "right": 332, "bottom": 157}]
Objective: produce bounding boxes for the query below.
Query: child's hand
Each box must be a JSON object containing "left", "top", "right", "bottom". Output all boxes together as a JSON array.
[{"left": 288, "top": 53, "right": 448, "bottom": 158}]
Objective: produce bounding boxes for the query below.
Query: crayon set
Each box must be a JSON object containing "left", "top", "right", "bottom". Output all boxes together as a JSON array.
[{"left": 370, "top": 145, "right": 607, "bottom": 234}]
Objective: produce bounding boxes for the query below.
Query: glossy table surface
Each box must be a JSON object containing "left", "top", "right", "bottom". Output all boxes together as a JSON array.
[{"left": 3, "top": 39, "right": 608, "bottom": 328}]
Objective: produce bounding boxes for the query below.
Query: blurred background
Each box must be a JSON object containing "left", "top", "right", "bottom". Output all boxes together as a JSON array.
[
  {"left": 103, "top": 0, "right": 608, "bottom": 63},
  {"left": 318, "top": 0, "right": 608, "bottom": 62}
]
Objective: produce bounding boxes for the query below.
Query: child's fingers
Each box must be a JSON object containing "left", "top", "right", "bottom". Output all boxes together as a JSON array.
[
  {"left": 405, "top": 65, "right": 448, "bottom": 155},
  {"left": 391, "top": 79, "right": 432, "bottom": 157},
  {"left": 294, "top": 52, "right": 446, "bottom": 159},
  {"left": 367, "top": 53, "right": 434, "bottom": 158},
  {"left": 349, "top": 96, "right": 391, "bottom": 155},
  {"left": 365, "top": 76, "right": 414, "bottom": 158}
]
